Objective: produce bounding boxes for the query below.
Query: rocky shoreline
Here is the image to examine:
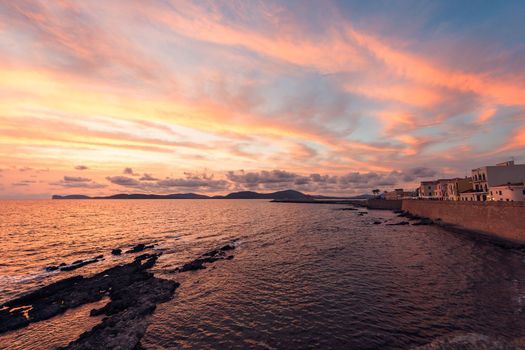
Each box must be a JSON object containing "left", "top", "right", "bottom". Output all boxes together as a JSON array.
[{"left": 0, "top": 242, "right": 237, "bottom": 349}]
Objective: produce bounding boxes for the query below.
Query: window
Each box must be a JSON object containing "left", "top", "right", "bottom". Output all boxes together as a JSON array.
[
  {"left": 499, "top": 191, "right": 502, "bottom": 195},
  {"left": 482, "top": 174, "right": 486, "bottom": 180},
  {"left": 523, "top": 189, "right": 525, "bottom": 195}
]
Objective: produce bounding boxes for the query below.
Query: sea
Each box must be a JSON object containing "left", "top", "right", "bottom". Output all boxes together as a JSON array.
[{"left": 1, "top": 199, "right": 524, "bottom": 349}]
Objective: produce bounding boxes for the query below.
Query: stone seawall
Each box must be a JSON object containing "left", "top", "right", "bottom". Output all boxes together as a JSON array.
[
  {"left": 402, "top": 200, "right": 525, "bottom": 244},
  {"left": 366, "top": 199, "right": 402, "bottom": 210}
]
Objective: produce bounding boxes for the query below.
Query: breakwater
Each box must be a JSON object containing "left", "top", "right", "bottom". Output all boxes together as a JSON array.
[
  {"left": 366, "top": 199, "right": 402, "bottom": 210},
  {"left": 402, "top": 199, "right": 525, "bottom": 244}
]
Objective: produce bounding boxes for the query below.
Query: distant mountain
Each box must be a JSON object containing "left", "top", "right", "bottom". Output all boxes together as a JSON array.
[
  {"left": 52, "top": 193, "right": 210, "bottom": 200},
  {"left": 51, "top": 189, "right": 314, "bottom": 200},
  {"left": 95, "top": 193, "right": 210, "bottom": 199},
  {"left": 52, "top": 195, "right": 91, "bottom": 199},
  {"left": 223, "top": 189, "right": 313, "bottom": 200}
]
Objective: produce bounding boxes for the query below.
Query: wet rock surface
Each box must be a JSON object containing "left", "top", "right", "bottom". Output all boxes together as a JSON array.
[
  {"left": 45, "top": 255, "right": 104, "bottom": 272},
  {"left": 386, "top": 221, "right": 410, "bottom": 226},
  {"left": 1, "top": 241, "right": 237, "bottom": 350},
  {"left": 125, "top": 243, "right": 154, "bottom": 254},
  {"left": 61, "top": 277, "right": 178, "bottom": 350},
  {"left": 413, "top": 332, "right": 525, "bottom": 350},
  {"left": 1, "top": 254, "right": 175, "bottom": 338},
  {"left": 178, "top": 243, "right": 236, "bottom": 273},
  {"left": 413, "top": 218, "right": 434, "bottom": 226}
]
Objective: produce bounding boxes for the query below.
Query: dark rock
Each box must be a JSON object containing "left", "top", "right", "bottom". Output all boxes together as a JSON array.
[
  {"left": 220, "top": 244, "right": 235, "bottom": 251},
  {"left": 45, "top": 256, "right": 104, "bottom": 273},
  {"left": 59, "top": 256, "right": 104, "bottom": 272},
  {"left": 413, "top": 218, "right": 434, "bottom": 226},
  {"left": 111, "top": 248, "right": 122, "bottom": 256},
  {"left": 202, "top": 249, "right": 221, "bottom": 257},
  {"left": 335, "top": 207, "right": 358, "bottom": 211},
  {"left": 386, "top": 221, "right": 410, "bottom": 226},
  {"left": 1, "top": 255, "right": 162, "bottom": 335},
  {"left": 61, "top": 263, "right": 178, "bottom": 349},
  {"left": 178, "top": 259, "right": 206, "bottom": 272},
  {"left": 177, "top": 242, "right": 236, "bottom": 273},
  {"left": 126, "top": 244, "right": 154, "bottom": 254},
  {"left": 373, "top": 221, "right": 382, "bottom": 225}
]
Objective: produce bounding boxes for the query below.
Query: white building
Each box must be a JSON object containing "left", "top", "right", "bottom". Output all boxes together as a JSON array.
[
  {"left": 490, "top": 182, "right": 525, "bottom": 202},
  {"left": 471, "top": 161, "right": 525, "bottom": 201}
]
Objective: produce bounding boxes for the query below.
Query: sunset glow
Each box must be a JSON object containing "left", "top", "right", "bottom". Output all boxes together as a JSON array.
[{"left": 1, "top": 1, "right": 525, "bottom": 198}]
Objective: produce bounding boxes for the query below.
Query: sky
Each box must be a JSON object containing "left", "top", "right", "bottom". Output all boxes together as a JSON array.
[{"left": 1, "top": 0, "right": 525, "bottom": 199}]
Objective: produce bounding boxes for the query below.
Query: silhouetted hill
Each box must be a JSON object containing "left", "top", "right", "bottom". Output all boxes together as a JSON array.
[
  {"left": 52, "top": 195, "right": 91, "bottom": 199},
  {"left": 51, "top": 189, "right": 314, "bottom": 200},
  {"left": 94, "top": 193, "right": 210, "bottom": 199},
  {"left": 224, "top": 189, "right": 313, "bottom": 200}
]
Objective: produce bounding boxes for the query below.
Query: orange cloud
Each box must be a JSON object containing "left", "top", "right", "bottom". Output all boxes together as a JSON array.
[{"left": 476, "top": 107, "right": 497, "bottom": 124}]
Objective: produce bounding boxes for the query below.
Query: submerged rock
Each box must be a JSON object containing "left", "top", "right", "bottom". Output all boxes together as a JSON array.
[
  {"left": 386, "top": 221, "right": 410, "bottom": 226},
  {"left": 179, "top": 259, "right": 206, "bottom": 272},
  {"left": 177, "top": 243, "right": 236, "bottom": 273},
  {"left": 125, "top": 243, "right": 154, "bottom": 254},
  {"left": 45, "top": 255, "right": 104, "bottom": 272},
  {"left": 413, "top": 218, "right": 434, "bottom": 226},
  {"left": 373, "top": 221, "right": 382, "bottom": 225}
]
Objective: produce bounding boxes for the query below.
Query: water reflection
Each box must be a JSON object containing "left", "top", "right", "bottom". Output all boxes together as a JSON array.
[{"left": 1, "top": 200, "right": 524, "bottom": 349}]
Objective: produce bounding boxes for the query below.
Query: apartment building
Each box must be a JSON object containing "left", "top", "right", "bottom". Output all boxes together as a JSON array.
[
  {"left": 490, "top": 182, "right": 525, "bottom": 202},
  {"left": 419, "top": 181, "right": 437, "bottom": 199},
  {"left": 446, "top": 177, "right": 473, "bottom": 201},
  {"left": 471, "top": 161, "right": 525, "bottom": 201}
]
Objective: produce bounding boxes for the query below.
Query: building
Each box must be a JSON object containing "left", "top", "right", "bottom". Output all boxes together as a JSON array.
[
  {"left": 459, "top": 190, "right": 479, "bottom": 201},
  {"left": 435, "top": 179, "right": 454, "bottom": 200},
  {"left": 490, "top": 182, "right": 525, "bottom": 202},
  {"left": 471, "top": 161, "right": 525, "bottom": 201},
  {"left": 446, "top": 177, "right": 473, "bottom": 201},
  {"left": 384, "top": 188, "right": 416, "bottom": 200},
  {"left": 419, "top": 181, "right": 437, "bottom": 199}
]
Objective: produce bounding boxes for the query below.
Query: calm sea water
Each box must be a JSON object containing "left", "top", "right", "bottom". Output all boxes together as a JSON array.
[{"left": 1, "top": 199, "right": 525, "bottom": 349}]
